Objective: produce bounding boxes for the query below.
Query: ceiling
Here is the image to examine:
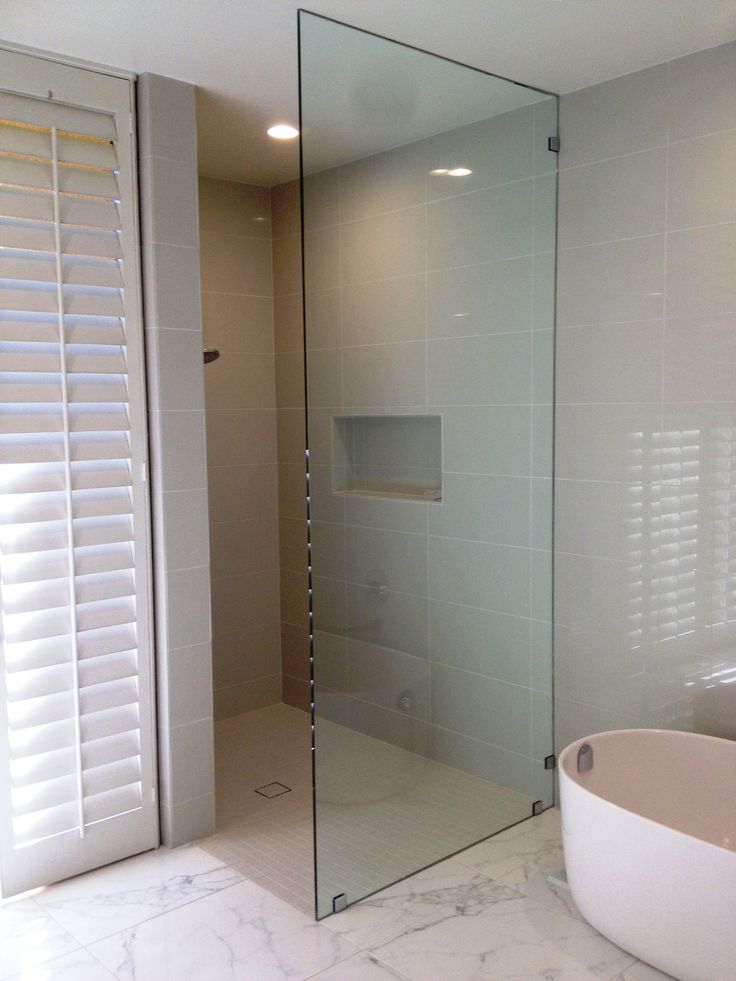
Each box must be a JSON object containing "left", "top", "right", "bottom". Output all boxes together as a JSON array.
[{"left": 1, "top": 0, "right": 735, "bottom": 186}]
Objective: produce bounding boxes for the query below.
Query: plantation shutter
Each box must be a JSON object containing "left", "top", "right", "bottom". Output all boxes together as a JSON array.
[{"left": 0, "top": 49, "right": 157, "bottom": 897}]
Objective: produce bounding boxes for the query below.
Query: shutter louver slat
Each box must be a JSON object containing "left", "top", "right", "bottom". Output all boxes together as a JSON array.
[
  {"left": 0, "top": 82, "right": 151, "bottom": 876},
  {"left": 0, "top": 91, "right": 116, "bottom": 138},
  {"left": 0, "top": 218, "right": 123, "bottom": 260}
]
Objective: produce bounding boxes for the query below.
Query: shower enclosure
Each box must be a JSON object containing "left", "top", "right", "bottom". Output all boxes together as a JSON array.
[{"left": 298, "top": 12, "right": 558, "bottom": 918}]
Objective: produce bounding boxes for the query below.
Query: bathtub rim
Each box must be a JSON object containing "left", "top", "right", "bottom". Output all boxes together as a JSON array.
[{"left": 559, "top": 727, "right": 736, "bottom": 856}]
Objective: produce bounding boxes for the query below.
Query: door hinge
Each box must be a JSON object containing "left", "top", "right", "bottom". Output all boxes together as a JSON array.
[
  {"left": 332, "top": 893, "right": 348, "bottom": 914},
  {"left": 532, "top": 800, "right": 544, "bottom": 816},
  {"left": 544, "top": 754, "right": 557, "bottom": 770},
  {"left": 548, "top": 135, "right": 560, "bottom": 153}
]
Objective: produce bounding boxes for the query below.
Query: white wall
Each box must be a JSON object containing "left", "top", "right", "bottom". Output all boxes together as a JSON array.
[{"left": 554, "top": 40, "right": 736, "bottom": 750}]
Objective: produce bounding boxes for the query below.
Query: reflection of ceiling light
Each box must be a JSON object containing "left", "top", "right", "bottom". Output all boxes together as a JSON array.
[
  {"left": 448, "top": 167, "right": 472, "bottom": 177},
  {"left": 430, "top": 168, "right": 448, "bottom": 175},
  {"left": 267, "top": 124, "right": 299, "bottom": 139}
]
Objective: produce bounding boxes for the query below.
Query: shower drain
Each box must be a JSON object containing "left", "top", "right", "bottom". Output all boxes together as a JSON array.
[{"left": 254, "top": 782, "right": 292, "bottom": 798}]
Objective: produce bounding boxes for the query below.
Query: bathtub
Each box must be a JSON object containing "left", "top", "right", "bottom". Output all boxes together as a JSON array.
[{"left": 559, "top": 729, "right": 736, "bottom": 981}]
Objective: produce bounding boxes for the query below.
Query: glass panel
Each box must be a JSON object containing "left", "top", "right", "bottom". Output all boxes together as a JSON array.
[{"left": 299, "top": 11, "right": 558, "bottom": 919}]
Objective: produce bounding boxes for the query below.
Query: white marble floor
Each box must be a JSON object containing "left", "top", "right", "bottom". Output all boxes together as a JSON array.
[{"left": 0, "top": 808, "right": 673, "bottom": 980}]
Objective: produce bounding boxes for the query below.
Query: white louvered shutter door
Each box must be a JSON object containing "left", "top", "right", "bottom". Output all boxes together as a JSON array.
[{"left": 0, "top": 49, "right": 157, "bottom": 897}]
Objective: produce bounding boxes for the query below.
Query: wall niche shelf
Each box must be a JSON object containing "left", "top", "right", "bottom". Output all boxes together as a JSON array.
[{"left": 333, "top": 415, "right": 442, "bottom": 504}]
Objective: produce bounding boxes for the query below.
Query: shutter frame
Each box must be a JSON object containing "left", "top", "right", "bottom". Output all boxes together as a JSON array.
[{"left": 0, "top": 48, "right": 158, "bottom": 898}]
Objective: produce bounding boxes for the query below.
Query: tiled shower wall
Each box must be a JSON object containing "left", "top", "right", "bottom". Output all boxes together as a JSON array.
[
  {"left": 271, "top": 180, "right": 311, "bottom": 712},
  {"left": 198, "top": 178, "right": 282, "bottom": 720},
  {"left": 293, "top": 102, "right": 559, "bottom": 803},
  {"left": 554, "top": 40, "right": 736, "bottom": 750}
]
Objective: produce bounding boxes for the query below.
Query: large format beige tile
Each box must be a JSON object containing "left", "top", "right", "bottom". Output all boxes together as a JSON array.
[
  {"left": 558, "top": 149, "right": 666, "bottom": 249},
  {"left": 343, "top": 342, "right": 427, "bottom": 407},
  {"left": 159, "top": 409, "right": 208, "bottom": 490},
  {"left": 663, "top": 316, "right": 736, "bottom": 403},
  {"left": 668, "top": 40, "right": 736, "bottom": 142},
  {"left": 556, "top": 235, "right": 665, "bottom": 327},
  {"left": 275, "top": 292, "right": 305, "bottom": 353},
  {"left": 427, "top": 180, "right": 533, "bottom": 269},
  {"left": 429, "top": 472, "right": 531, "bottom": 547},
  {"left": 666, "top": 223, "right": 736, "bottom": 320},
  {"left": 342, "top": 276, "right": 425, "bottom": 346},
  {"left": 272, "top": 233, "right": 303, "bottom": 296},
  {"left": 667, "top": 131, "right": 736, "bottom": 230},
  {"left": 209, "top": 515, "right": 279, "bottom": 578},
  {"left": 143, "top": 242, "right": 202, "bottom": 331},
  {"left": 163, "top": 487, "right": 210, "bottom": 571},
  {"left": 206, "top": 408, "right": 277, "bottom": 466},
  {"left": 199, "top": 177, "right": 271, "bottom": 239},
  {"left": 555, "top": 321, "right": 663, "bottom": 404},
  {"left": 428, "top": 334, "right": 531, "bottom": 405},
  {"left": 432, "top": 663, "right": 531, "bottom": 756},
  {"left": 271, "top": 178, "right": 301, "bottom": 238},
  {"left": 554, "top": 402, "right": 662, "bottom": 482},
  {"left": 212, "top": 620, "right": 281, "bottom": 689},
  {"left": 202, "top": 291, "right": 274, "bottom": 354},
  {"left": 559, "top": 63, "right": 668, "bottom": 168},
  {"left": 303, "top": 170, "right": 340, "bottom": 230},
  {"left": 429, "top": 537, "right": 530, "bottom": 617},
  {"left": 305, "top": 287, "right": 341, "bottom": 349},
  {"left": 199, "top": 228, "right": 272, "bottom": 296},
  {"left": 430, "top": 599, "right": 530, "bottom": 688},
  {"left": 555, "top": 478, "right": 644, "bottom": 563},
  {"left": 347, "top": 639, "right": 430, "bottom": 720},
  {"left": 441, "top": 405, "right": 531, "bottom": 476},
  {"left": 341, "top": 207, "right": 425, "bottom": 284},
  {"left": 347, "top": 584, "right": 429, "bottom": 658},
  {"left": 204, "top": 351, "right": 276, "bottom": 411},
  {"left": 339, "top": 141, "right": 426, "bottom": 223},
  {"left": 346, "top": 525, "right": 428, "bottom": 597},
  {"left": 426, "top": 256, "right": 532, "bottom": 338},
  {"left": 305, "top": 225, "right": 341, "bottom": 292},
  {"left": 214, "top": 676, "right": 282, "bottom": 720},
  {"left": 426, "top": 106, "right": 534, "bottom": 199}
]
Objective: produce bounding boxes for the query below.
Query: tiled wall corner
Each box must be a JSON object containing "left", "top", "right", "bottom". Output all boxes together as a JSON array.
[
  {"left": 138, "top": 73, "right": 215, "bottom": 846},
  {"left": 272, "top": 179, "right": 311, "bottom": 713},
  {"left": 554, "top": 39, "right": 736, "bottom": 752},
  {"left": 198, "top": 176, "right": 282, "bottom": 720}
]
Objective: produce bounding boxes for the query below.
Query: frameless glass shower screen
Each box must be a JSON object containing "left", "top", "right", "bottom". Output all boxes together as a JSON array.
[{"left": 299, "top": 11, "right": 558, "bottom": 918}]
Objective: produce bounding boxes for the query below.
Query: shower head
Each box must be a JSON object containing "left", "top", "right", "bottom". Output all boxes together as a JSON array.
[{"left": 203, "top": 348, "right": 220, "bottom": 364}]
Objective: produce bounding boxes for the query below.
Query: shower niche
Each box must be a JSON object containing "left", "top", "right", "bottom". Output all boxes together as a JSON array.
[{"left": 332, "top": 414, "right": 442, "bottom": 502}]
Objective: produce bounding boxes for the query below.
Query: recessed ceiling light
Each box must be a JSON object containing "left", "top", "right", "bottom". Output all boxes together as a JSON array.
[
  {"left": 447, "top": 168, "right": 472, "bottom": 177},
  {"left": 267, "top": 124, "right": 299, "bottom": 140}
]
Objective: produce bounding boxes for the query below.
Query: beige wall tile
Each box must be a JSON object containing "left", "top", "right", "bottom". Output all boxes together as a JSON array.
[{"left": 200, "top": 178, "right": 281, "bottom": 722}]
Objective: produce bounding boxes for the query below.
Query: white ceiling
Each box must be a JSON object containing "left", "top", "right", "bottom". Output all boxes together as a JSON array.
[{"left": 1, "top": 0, "right": 735, "bottom": 186}]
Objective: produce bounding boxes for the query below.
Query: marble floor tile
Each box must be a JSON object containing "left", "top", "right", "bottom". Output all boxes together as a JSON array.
[
  {"left": 0, "top": 899, "right": 80, "bottom": 980},
  {"left": 323, "top": 857, "right": 636, "bottom": 981},
  {"left": 34, "top": 845, "right": 244, "bottom": 946},
  {"left": 453, "top": 807, "right": 583, "bottom": 919},
  {"left": 615, "top": 961, "right": 675, "bottom": 980},
  {"left": 8, "top": 949, "right": 115, "bottom": 981},
  {"left": 88, "top": 879, "right": 359, "bottom": 981},
  {"left": 309, "top": 952, "right": 413, "bottom": 980}
]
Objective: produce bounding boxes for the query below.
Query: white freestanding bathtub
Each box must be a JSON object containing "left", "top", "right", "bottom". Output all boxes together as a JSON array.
[{"left": 559, "top": 729, "right": 736, "bottom": 981}]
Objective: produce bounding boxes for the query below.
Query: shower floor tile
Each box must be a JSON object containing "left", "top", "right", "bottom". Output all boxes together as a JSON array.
[{"left": 199, "top": 703, "right": 534, "bottom": 917}]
